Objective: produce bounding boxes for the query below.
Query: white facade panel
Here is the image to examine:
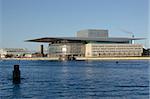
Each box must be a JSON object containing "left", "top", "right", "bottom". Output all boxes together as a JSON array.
[{"left": 85, "top": 43, "right": 143, "bottom": 57}]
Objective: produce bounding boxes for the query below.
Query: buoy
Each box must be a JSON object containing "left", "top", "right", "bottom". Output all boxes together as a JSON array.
[{"left": 13, "top": 65, "right": 21, "bottom": 84}]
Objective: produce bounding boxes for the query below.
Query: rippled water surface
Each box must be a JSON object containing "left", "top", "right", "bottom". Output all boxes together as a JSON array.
[{"left": 0, "top": 60, "right": 149, "bottom": 99}]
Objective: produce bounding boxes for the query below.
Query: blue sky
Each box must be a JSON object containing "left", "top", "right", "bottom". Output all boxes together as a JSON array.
[{"left": 1, "top": 0, "right": 149, "bottom": 50}]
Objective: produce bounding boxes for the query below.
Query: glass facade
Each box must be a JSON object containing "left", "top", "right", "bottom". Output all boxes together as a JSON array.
[{"left": 48, "top": 43, "right": 85, "bottom": 57}]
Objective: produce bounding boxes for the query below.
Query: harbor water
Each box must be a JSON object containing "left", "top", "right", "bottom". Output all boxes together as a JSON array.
[{"left": 0, "top": 60, "right": 149, "bottom": 99}]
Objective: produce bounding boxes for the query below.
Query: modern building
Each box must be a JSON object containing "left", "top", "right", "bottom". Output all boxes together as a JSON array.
[{"left": 27, "top": 29, "right": 144, "bottom": 58}]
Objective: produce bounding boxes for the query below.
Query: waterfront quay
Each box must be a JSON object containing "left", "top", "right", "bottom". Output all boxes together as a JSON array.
[{"left": 1, "top": 56, "right": 150, "bottom": 61}]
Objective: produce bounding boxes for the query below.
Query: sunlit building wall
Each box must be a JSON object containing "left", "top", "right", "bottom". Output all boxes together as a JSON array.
[{"left": 85, "top": 43, "right": 143, "bottom": 57}]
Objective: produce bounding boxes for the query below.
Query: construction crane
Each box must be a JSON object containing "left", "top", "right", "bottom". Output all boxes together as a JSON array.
[
  {"left": 119, "top": 29, "right": 135, "bottom": 44},
  {"left": 119, "top": 28, "right": 147, "bottom": 48},
  {"left": 119, "top": 29, "right": 135, "bottom": 38}
]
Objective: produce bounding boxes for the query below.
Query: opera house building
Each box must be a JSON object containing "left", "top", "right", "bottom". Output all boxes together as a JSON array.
[{"left": 27, "top": 29, "right": 144, "bottom": 58}]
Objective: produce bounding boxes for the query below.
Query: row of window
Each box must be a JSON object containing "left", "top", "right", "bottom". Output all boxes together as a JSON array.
[
  {"left": 91, "top": 45, "right": 141, "bottom": 47},
  {"left": 86, "top": 52, "right": 142, "bottom": 55},
  {"left": 91, "top": 49, "right": 142, "bottom": 52},
  {"left": 92, "top": 51, "right": 142, "bottom": 53},
  {"left": 92, "top": 48, "right": 142, "bottom": 50}
]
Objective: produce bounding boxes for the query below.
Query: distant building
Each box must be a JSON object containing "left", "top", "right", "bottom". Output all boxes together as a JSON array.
[
  {"left": 27, "top": 29, "right": 144, "bottom": 58},
  {"left": 0, "top": 48, "right": 28, "bottom": 58}
]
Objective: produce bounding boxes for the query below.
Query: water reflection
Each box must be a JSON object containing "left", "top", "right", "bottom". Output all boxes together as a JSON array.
[
  {"left": 85, "top": 65, "right": 93, "bottom": 79},
  {"left": 62, "top": 66, "right": 68, "bottom": 76},
  {"left": 61, "top": 61, "right": 69, "bottom": 80},
  {"left": 12, "top": 84, "right": 21, "bottom": 99}
]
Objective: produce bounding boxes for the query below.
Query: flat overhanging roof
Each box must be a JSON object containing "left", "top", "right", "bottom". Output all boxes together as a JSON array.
[{"left": 26, "top": 37, "right": 145, "bottom": 43}]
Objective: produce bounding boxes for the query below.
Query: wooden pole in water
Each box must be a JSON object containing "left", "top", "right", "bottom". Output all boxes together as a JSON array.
[{"left": 13, "top": 65, "right": 21, "bottom": 84}]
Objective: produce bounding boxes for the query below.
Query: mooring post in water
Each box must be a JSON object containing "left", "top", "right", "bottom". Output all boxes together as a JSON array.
[
  {"left": 13, "top": 65, "right": 21, "bottom": 84},
  {"left": 116, "top": 61, "right": 119, "bottom": 64}
]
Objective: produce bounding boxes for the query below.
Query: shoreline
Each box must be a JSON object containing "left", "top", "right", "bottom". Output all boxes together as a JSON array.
[
  {"left": 77, "top": 57, "right": 150, "bottom": 60},
  {"left": 1, "top": 57, "right": 150, "bottom": 61}
]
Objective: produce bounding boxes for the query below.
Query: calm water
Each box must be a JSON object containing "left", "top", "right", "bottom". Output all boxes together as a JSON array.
[{"left": 0, "top": 60, "right": 149, "bottom": 99}]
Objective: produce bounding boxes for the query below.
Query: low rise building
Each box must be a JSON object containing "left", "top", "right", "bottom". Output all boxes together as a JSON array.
[{"left": 0, "top": 48, "right": 28, "bottom": 58}]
